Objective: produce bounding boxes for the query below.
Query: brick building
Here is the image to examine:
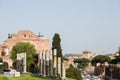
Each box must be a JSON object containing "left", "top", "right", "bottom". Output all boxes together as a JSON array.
[{"left": 0, "top": 30, "right": 50, "bottom": 67}]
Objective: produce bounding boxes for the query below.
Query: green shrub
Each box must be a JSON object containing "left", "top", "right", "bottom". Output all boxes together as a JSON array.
[{"left": 66, "top": 64, "right": 82, "bottom": 80}]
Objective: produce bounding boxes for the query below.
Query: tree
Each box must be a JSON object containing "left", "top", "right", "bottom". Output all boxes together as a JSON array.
[
  {"left": 111, "top": 47, "right": 120, "bottom": 64},
  {"left": 52, "top": 33, "right": 62, "bottom": 58},
  {"left": 91, "top": 55, "right": 111, "bottom": 66},
  {"left": 74, "top": 58, "right": 90, "bottom": 69},
  {"left": 91, "top": 55, "right": 111, "bottom": 76},
  {"left": 52, "top": 33, "right": 63, "bottom": 78},
  {"left": 111, "top": 58, "right": 120, "bottom": 64},
  {"left": 10, "top": 42, "right": 36, "bottom": 67},
  {"left": 66, "top": 64, "right": 82, "bottom": 80}
]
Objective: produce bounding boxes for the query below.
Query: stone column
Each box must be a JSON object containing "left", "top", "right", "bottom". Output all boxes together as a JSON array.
[
  {"left": 53, "top": 49, "right": 57, "bottom": 77},
  {"left": 16, "top": 53, "right": 26, "bottom": 73},
  {"left": 17, "top": 54, "right": 20, "bottom": 71},
  {"left": 58, "top": 57, "right": 61, "bottom": 78},
  {"left": 46, "top": 50, "right": 49, "bottom": 76},
  {"left": 43, "top": 51, "right": 46, "bottom": 77},
  {"left": 23, "top": 53, "right": 26, "bottom": 73},
  {"left": 39, "top": 51, "right": 43, "bottom": 75},
  {"left": 62, "top": 63, "right": 66, "bottom": 80},
  {"left": 49, "top": 50, "right": 53, "bottom": 77}
]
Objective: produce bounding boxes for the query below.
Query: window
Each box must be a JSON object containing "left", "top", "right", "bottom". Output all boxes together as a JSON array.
[
  {"left": 24, "top": 35, "right": 26, "bottom": 37},
  {"left": 2, "top": 51, "right": 6, "bottom": 56}
]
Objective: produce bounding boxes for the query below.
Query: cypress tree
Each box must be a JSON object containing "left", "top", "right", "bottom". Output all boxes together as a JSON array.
[
  {"left": 52, "top": 33, "right": 63, "bottom": 78},
  {"left": 52, "top": 33, "right": 62, "bottom": 58}
]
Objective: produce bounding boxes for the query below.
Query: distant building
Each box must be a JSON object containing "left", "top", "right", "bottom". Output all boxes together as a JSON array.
[
  {"left": 64, "top": 50, "right": 92, "bottom": 69},
  {"left": 64, "top": 50, "right": 94, "bottom": 70},
  {"left": 82, "top": 50, "right": 92, "bottom": 59},
  {"left": 64, "top": 54, "right": 82, "bottom": 69},
  {"left": 0, "top": 30, "right": 50, "bottom": 67}
]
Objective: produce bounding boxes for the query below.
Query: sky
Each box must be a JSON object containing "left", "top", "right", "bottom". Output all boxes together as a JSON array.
[{"left": 0, "top": 0, "right": 120, "bottom": 55}]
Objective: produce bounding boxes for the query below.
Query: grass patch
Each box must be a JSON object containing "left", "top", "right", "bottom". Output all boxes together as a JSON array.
[
  {"left": 0, "top": 74, "right": 46, "bottom": 80},
  {"left": 66, "top": 77, "right": 75, "bottom": 80},
  {"left": 0, "top": 73, "right": 75, "bottom": 80}
]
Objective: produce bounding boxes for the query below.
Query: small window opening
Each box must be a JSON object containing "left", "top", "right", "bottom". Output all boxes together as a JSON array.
[{"left": 24, "top": 35, "right": 26, "bottom": 37}]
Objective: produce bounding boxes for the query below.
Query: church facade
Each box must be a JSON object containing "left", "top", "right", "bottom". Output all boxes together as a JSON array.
[{"left": 0, "top": 30, "right": 50, "bottom": 67}]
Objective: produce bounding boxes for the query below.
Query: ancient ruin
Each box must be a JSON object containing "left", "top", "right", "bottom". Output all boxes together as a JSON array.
[
  {"left": 17, "top": 53, "right": 26, "bottom": 73},
  {"left": 0, "top": 30, "right": 50, "bottom": 67},
  {"left": 38, "top": 49, "right": 66, "bottom": 80}
]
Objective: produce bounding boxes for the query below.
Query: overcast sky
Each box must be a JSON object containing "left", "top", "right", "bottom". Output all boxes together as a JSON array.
[{"left": 0, "top": 0, "right": 120, "bottom": 54}]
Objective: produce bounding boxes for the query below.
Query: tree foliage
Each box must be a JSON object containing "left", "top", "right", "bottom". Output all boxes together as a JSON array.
[
  {"left": 74, "top": 58, "right": 90, "bottom": 69},
  {"left": 111, "top": 58, "right": 120, "bottom": 64},
  {"left": 91, "top": 55, "right": 111, "bottom": 66},
  {"left": 10, "top": 42, "right": 36, "bottom": 67},
  {"left": 52, "top": 33, "right": 62, "bottom": 58},
  {"left": 66, "top": 64, "right": 82, "bottom": 80},
  {"left": 94, "top": 65, "right": 104, "bottom": 76},
  {"left": 111, "top": 47, "right": 120, "bottom": 64}
]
